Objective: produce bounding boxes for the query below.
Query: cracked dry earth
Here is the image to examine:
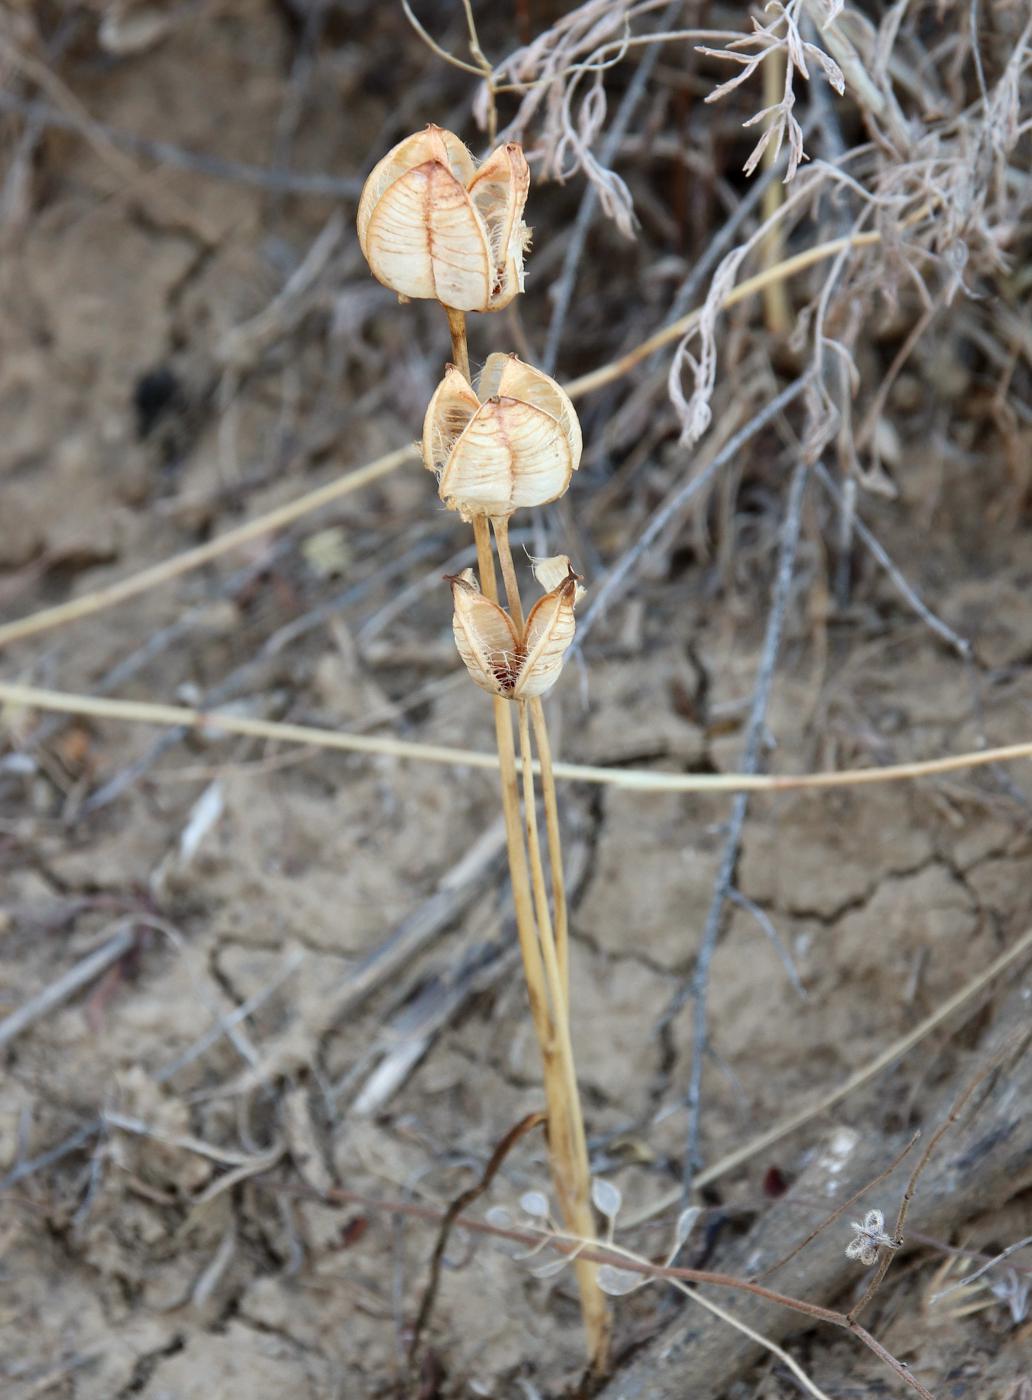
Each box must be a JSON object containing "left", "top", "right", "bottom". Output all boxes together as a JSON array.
[{"left": 2, "top": 9, "right": 1032, "bottom": 1400}]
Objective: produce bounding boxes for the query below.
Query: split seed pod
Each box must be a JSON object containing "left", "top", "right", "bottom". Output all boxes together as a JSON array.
[
  {"left": 357, "top": 125, "right": 530, "bottom": 312},
  {"left": 424, "top": 354, "right": 582, "bottom": 519},
  {"left": 449, "top": 556, "right": 584, "bottom": 700}
]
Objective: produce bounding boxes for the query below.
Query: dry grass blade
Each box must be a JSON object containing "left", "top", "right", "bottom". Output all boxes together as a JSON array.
[{"left": 6, "top": 679, "right": 1032, "bottom": 796}]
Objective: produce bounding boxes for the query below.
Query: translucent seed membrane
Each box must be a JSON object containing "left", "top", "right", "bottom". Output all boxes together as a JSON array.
[
  {"left": 365, "top": 162, "right": 492, "bottom": 311},
  {"left": 448, "top": 564, "right": 582, "bottom": 700},
  {"left": 422, "top": 367, "right": 480, "bottom": 477},
  {"left": 440, "top": 396, "right": 572, "bottom": 517},
  {"left": 467, "top": 145, "right": 529, "bottom": 308},
  {"left": 515, "top": 573, "right": 578, "bottom": 698},
  {"left": 426, "top": 356, "right": 580, "bottom": 520},
  {"left": 356, "top": 126, "right": 531, "bottom": 313},
  {"left": 357, "top": 126, "right": 476, "bottom": 255},
  {"left": 486, "top": 355, "right": 583, "bottom": 472}
]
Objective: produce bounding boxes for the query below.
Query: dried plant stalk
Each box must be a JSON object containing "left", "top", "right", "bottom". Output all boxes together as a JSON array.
[
  {"left": 447, "top": 307, "right": 609, "bottom": 1369},
  {"left": 517, "top": 694, "right": 608, "bottom": 1362}
]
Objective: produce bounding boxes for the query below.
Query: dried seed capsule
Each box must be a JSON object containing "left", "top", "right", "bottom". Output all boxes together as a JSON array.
[
  {"left": 514, "top": 565, "right": 580, "bottom": 698},
  {"left": 449, "top": 568, "right": 522, "bottom": 697},
  {"left": 357, "top": 126, "right": 530, "bottom": 312},
  {"left": 424, "top": 355, "right": 581, "bottom": 520},
  {"left": 447, "top": 558, "right": 582, "bottom": 700}
]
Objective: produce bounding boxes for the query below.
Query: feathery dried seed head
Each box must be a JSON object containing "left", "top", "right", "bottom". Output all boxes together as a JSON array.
[
  {"left": 357, "top": 125, "right": 530, "bottom": 312},
  {"left": 424, "top": 354, "right": 582, "bottom": 519},
  {"left": 448, "top": 557, "right": 582, "bottom": 699}
]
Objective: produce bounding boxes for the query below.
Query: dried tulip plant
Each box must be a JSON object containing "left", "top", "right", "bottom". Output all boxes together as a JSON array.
[{"left": 358, "top": 125, "right": 609, "bottom": 1369}]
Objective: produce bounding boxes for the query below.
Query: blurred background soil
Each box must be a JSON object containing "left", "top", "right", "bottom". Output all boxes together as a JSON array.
[{"left": 0, "top": 2, "right": 1030, "bottom": 1397}]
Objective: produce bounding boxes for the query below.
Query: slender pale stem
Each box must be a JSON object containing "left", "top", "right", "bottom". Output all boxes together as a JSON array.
[
  {"left": 445, "top": 306, "right": 472, "bottom": 382},
  {"left": 530, "top": 696, "right": 569, "bottom": 1006},
  {"left": 493, "top": 516, "right": 524, "bottom": 630},
  {"left": 517, "top": 699, "right": 608, "bottom": 1371},
  {"left": 472, "top": 515, "right": 498, "bottom": 604},
  {"left": 518, "top": 701, "right": 559, "bottom": 1008},
  {"left": 491, "top": 694, "right": 551, "bottom": 1046},
  {"left": 760, "top": 47, "right": 791, "bottom": 336},
  {"left": 448, "top": 307, "right": 607, "bottom": 1370},
  {"left": 493, "top": 512, "right": 570, "bottom": 1005}
]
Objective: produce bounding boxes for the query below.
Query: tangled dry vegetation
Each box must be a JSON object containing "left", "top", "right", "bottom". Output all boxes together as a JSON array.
[{"left": 0, "top": 1, "right": 1031, "bottom": 1397}]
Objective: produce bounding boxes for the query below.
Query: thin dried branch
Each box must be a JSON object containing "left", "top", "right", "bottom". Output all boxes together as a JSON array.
[{"left": 408, "top": 1111, "right": 547, "bottom": 1366}]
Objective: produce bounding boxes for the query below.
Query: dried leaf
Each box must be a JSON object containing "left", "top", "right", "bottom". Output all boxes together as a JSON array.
[
  {"left": 674, "top": 1205, "right": 701, "bottom": 1249},
  {"left": 529, "top": 1254, "right": 570, "bottom": 1279}
]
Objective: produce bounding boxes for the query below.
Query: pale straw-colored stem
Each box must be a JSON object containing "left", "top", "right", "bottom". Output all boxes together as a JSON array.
[
  {"left": 445, "top": 306, "right": 472, "bottom": 382},
  {"left": 529, "top": 696, "right": 569, "bottom": 1005},
  {"left": 9, "top": 679, "right": 1032, "bottom": 796},
  {"left": 492, "top": 515, "right": 524, "bottom": 630},
  {"left": 517, "top": 701, "right": 560, "bottom": 1014},
  {"left": 491, "top": 693, "right": 551, "bottom": 1045},
  {"left": 760, "top": 48, "right": 791, "bottom": 336},
  {"left": 491, "top": 517, "right": 569, "bottom": 1006},
  {"left": 472, "top": 515, "right": 498, "bottom": 604},
  {"left": 517, "top": 699, "right": 609, "bottom": 1371},
  {"left": 478, "top": 502, "right": 607, "bottom": 1369}
]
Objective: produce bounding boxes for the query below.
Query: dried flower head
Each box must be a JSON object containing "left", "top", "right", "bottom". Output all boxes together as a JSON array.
[
  {"left": 846, "top": 1209, "right": 897, "bottom": 1267},
  {"left": 356, "top": 125, "right": 530, "bottom": 312},
  {"left": 424, "top": 354, "right": 582, "bottom": 519},
  {"left": 449, "top": 556, "right": 583, "bottom": 699}
]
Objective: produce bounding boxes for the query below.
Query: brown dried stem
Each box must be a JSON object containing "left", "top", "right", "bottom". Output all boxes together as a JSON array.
[
  {"left": 408, "top": 1110, "right": 547, "bottom": 1366},
  {"left": 760, "top": 45, "right": 791, "bottom": 336},
  {"left": 847, "top": 1034, "right": 1026, "bottom": 1325}
]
